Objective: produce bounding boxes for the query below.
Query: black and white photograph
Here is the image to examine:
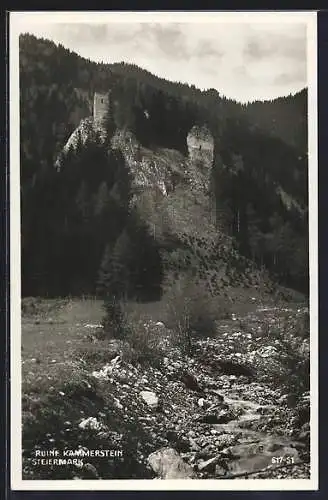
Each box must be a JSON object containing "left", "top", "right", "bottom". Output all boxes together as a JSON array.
[{"left": 10, "top": 11, "right": 318, "bottom": 490}]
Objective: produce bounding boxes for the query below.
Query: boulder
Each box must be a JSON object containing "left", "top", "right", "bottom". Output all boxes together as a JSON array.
[
  {"left": 181, "top": 372, "right": 202, "bottom": 392},
  {"left": 210, "top": 359, "right": 255, "bottom": 378},
  {"left": 80, "top": 463, "right": 99, "bottom": 479},
  {"left": 215, "top": 464, "right": 227, "bottom": 476},
  {"left": 92, "top": 355, "right": 121, "bottom": 379},
  {"left": 196, "top": 408, "right": 235, "bottom": 425},
  {"left": 78, "top": 417, "right": 104, "bottom": 431},
  {"left": 140, "top": 391, "right": 159, "bottom": 409},
  {"left": 278, "top": 394, "right": 289, "bottom": 405},
  {"left": 295, "top": 403, "right": 310, "bottom": 427},
  {"left": 214, "top": 434, "right": 237, "bottom": 450},
  {"left": 196, "top": 413, "right": 221, "bottom": 424},
  {"left": 197, "top": 455, "right": 220, "bottom": 472},
  {"left": 165, "top": 431, "right": 190, "bottom": 452},
  {"left": 216, "top": 408, "right": 235, "bottom": 424},
  {"left": 189, "top": 438, "right": 201, "bottom": 452},
  {"left": 205, "top": 390, "right": 225, "bottom": 403},
  {"left": 148, "top": 447, "right": 196, "bottom": 479},
  {"left": 298, "top": 422, "right": 310, "bottom": 442}
]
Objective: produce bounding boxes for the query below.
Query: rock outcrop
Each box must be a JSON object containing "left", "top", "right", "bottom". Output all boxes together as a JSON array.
[
  {"left": 139, "top": 390, "right": 159, "bottom": 410},
  {"left": 148, "top": 447, "right": 196, "bottom": 479},
  {"left": 55, "top": 117, "right": 107, "bottom": 171},
  {"left": 186, "top": 125, "right": 214, "bottom": 191},
  {"left": 55, "top": 96, "right": 214, "bottom": 199}
]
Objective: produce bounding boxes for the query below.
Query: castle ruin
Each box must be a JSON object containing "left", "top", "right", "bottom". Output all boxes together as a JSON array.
[
  {"left": 93, "top": 91, "right": 110, "bottom": 127},
  {"left": 186, "top": 125, "right": 215, "bottom": 193},
  {"left": 187, "top": 125, "right": 214, "bottom": 158}
]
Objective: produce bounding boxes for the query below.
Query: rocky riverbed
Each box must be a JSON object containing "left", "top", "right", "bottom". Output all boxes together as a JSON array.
[{"left": 22, "top": 303, "right": 310, "bottom": 480}]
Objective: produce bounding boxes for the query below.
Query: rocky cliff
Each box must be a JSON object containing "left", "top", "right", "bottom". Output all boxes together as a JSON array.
[{"left": 55, "top": 115, "right": 214, "bottom": 198}]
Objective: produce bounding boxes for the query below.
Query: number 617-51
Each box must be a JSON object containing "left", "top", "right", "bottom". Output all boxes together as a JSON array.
[{"left": 272, "top": 456, "right": 295, "bottom": 465}]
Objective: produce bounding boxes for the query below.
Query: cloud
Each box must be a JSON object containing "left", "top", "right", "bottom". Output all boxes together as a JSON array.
[
  {"left": 151, "top": 23, "right": 190, "bottom": 58},
  {"left": 274, "top": 68, "right": 306, "bottom": 85},
  {"left": 20, "top": 18, "right": 308, "bottom": 102},
  {"left": 194, "top": 39, "right": 224, "bottom": 59},
  {"left": 244, "top": 24, "right": 307, "bottom": 62}
]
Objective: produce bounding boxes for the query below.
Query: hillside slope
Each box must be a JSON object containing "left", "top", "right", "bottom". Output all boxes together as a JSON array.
[{"left": 19, "top": 34, "right": 308, "bottom": 297}]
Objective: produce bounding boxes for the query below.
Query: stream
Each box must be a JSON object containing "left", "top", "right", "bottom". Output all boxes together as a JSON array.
[{"left": 213, "top": 396, "right": 305, "bottom": 477}]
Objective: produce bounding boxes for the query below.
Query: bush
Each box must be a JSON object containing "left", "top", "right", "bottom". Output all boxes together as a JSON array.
[
  {"left": 101, "top": 296, "right": 165, "bottom": 366},
  {"left": 21, "top": 297, "right": 42, "bottom": 316},
  {"left": 292, "top": 308, "right": 310, "bottom": 340},
  {"left": 121, "top": 317, "right": 165, "bottom": 367},
  {"left": 101, "top": 295, "right": 127, "bottom": 340},
  {"left": 21, "top": 297, "right": 69, "bottom": 318},
  {"left": 257, "top": 311, "right": 310, "bottom": 399},
  {"left": 73, "top": 342, "right": 120, "bottom": 368},
  {"left": 162, "top": 273, "right": 230, "bottom": 352}
]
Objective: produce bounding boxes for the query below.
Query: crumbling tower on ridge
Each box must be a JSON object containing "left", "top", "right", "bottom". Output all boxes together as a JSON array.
[{"left": 93, "top": 92, "right": 110, "bottom": 127}]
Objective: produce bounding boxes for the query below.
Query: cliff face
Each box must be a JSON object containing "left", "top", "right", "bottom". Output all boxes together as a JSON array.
[
  {"left": 187, "top": 125, "right": 214, "bottom": 163},
  {"left": 276, "top": 185, "right": 306, "bottom": 215},
  {"left": 186, "top": 125, "right": 214, "bottom": 191},
  {"left": 55, "top": 116, "right": 214, "bottom": 199},
  {"left": 55, "top": 117, "right": 107, "bottom": 170}
]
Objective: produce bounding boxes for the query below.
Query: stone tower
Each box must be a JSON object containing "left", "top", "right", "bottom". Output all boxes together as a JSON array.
[
  {"left": 187, "top": 125, "right": 214, "bottom": 161},
  {"left": 93, "top": 92, "right": 109, "bottom": 126}
]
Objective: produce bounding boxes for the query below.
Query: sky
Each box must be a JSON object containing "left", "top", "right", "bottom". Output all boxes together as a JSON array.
[{"left": 17, "top": 13, "right": 310, "bottom": 103}]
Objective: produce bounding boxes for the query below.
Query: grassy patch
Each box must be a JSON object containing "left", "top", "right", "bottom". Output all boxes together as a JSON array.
[
  {"left": 22, "top": 360, "right": 153, "bottom": 479},
  {"left": 21, "top": 297, "right": 156, "bottom": 479},
  {"left": 162, "top": 274, "right": 231, "bottom": 352},
  {"left": 100, "top": 297, "right": 171, "bottom": 366},
  {"left": 22, "top": 298, "right": 104, "bottom": 384}
]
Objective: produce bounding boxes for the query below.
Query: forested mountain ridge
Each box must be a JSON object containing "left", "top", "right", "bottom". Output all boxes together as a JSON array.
[
  {"left": 20, "top": 33, "right": 307, "bottom": 170},
  {"left": 19, "top": 33, "right": 309, "bottom": 298}
]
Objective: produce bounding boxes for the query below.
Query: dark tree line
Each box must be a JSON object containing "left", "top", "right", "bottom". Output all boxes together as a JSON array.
[
  {"left": 210, "top": 127, "right": 308, "bottom": 292},
  {"left": 21, "top": 117, "right": 163, "bottom": 298}
]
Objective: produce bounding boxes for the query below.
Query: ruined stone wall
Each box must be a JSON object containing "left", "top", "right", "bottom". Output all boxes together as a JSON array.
[
  {"left": 93, "top": 92, "right": 109, "bottom": 126},
  {"left": 187, "top": 125, "right": 214, "bottom": 156},
  {"left": 186, "top": 125, "right": 215, "bottom": 192}
]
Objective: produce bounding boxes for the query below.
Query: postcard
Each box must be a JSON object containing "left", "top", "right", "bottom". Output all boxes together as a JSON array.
[{"left": 9, "top": 10, "right": 318, "bottom": 491}]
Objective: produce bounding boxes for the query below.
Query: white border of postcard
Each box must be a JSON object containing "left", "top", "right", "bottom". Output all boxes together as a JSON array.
[{"left": 10, "top": 10, "right": 318, "bottom": 491}]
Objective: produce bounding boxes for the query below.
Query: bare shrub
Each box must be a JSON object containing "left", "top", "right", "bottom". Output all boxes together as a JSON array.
[
  {"left": 257, "top": 311, "right": 310, "bottom": 399},
  {"left": 21, "top": 297, "right": 41, "bottom": 316},
  {"left": 101, "top": 295, "right": 127, "bottom": 340},
  {"left": 274, "top": 316, "right": 310, "bottom": 397},
  {"left": 122, "top": 317, "right": 164, "bottom": 367},
  {"left": 101, "top": 297, "right": 165, "bottom": 366},
  {"left": 73, "top": 342, "right": 120, "bottom": 368},
  {"left": 291, "top": 308, "right": 310, "bottom": 340},
  {"left": 162, "top": 273, "right": 230, "bottom": 352},
  {"left": 21, "top": 297, "right": 69, "bottom": 318}
]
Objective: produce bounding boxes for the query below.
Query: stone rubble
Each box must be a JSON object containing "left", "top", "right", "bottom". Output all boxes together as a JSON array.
[{"left": 69, "top": 304, "right": 310, "bottom": 480}]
